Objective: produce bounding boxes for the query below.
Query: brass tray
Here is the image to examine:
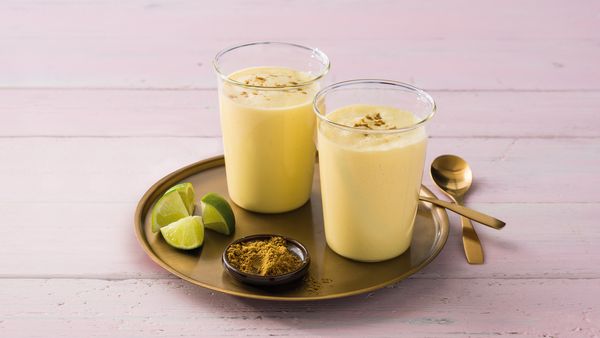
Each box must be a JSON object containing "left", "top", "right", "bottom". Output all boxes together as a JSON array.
[{"left": 134, "top": 156, "right": 449, "bottom": 301}]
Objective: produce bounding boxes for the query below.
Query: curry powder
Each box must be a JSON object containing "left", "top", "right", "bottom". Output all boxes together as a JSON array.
[{"left": 226, "top": 236, "right": 302, "bottom": 276}]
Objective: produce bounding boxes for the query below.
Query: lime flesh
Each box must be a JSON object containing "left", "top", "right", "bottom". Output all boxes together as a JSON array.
[
  {"left": 165, "top": 182, "right": 195, "bottom": 215},
  {"left": 151, "top": 190, "right": 189, "bottom": 233},
  {"left": 160, "top": 216, "right": 205, "bottom": 250},
  {"left": 200, "top": 193, "right": 235, "bottom": 235}
]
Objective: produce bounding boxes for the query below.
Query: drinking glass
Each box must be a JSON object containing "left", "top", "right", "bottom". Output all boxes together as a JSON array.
[
  {"left": 214, "top": 42, "right": 330, "bottom": 213},
  {"left": 314, "top": 80, "right": 436, "bottom": 261}
]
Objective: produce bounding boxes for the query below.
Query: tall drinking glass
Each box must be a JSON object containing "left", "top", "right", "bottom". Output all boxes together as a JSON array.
[
  {"left": 314, "top": 80, "right": 436, "bottom": 261},
  {"left": 214, "top": 42, "right": 330, "bottom": 213}
]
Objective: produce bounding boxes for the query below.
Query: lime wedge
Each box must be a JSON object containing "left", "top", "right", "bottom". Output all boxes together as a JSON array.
[
  {"left": 200, "top": 193, "right": 235, "bottom": 235},
  {"left": 151, "top": 190, "right": 189, "bottom": 233},
  {"left": 165, "top": 182, "right": 195, "bottom": 215},
  {"left": 160, "top": 216, "right": 205, "bottom": 250}
]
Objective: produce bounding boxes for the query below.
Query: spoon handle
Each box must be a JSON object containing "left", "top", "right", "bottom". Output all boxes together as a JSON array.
[
  {"left": 460, "top": 214, "right": 485, "bottom": 264},
  {"left": 419, "top": 196, "right": 506, "bottom": 229}
]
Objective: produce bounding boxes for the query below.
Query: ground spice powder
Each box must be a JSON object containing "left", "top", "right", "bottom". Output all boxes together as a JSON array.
[{"left": 226, "top": 236, "right": 302, "bottom": 276}]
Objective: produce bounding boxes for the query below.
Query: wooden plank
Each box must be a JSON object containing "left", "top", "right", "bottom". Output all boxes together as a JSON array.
[
  {"left": 3, "top": 89, "right": 600, "bottom": 138},
  {"left": 3, "top": 0, "right": 598, "bottom": 41},
  {"left": 324, "top": 39, "right": 600, "bottom": 91},
  {"left": 0, "top": 202, "right": 597, "bottom": 279},
  {"left": 1, "top": 1, "right": 599, "bottom": 89},
  {"left": 0, "top": 90, "right": 222, "bottom": 137},
  {"left": 0, "top": 137, "right": 597, "bottom": 204},
  {"left": 421, "top": 202, "right": 600, "bottom": 279},
  {"left": 1, "top": 39, "right": 598, "bottom": 90},
  {"left": 0, "top": 202, "right": 165, "bottom": 279},
  {"left": 425, "top": 137, "right": 600, "bottom": 204},
  {"left": 0, "top": 138, "right": 223, "bottom": 203},
  {"left": 0, "top": 278, "right": 598, "bottom": 337},
  {"left": 0, "top": 89, "right": 219, "bottom": 138}
]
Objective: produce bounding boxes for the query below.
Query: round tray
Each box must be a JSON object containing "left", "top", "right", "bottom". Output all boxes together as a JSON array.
[{"left": 134, "top": 155, "right": 449, "bottom": 301}]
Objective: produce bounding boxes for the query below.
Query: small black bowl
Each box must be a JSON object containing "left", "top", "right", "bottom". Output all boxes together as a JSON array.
[{"left": 222, "top": 234, "right": 310, "bottom": 286}]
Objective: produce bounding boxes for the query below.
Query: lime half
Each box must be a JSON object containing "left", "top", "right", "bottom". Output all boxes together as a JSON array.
[
  {"left": 165, "top": 182, "right": 195, "bottom": 215},
  {"left": 160, "top": 216, "right": 205, "bottom": 250},
  {"left": 200, "top": 193, "right": 235, "bottom": 235},
  {"left": 151, "top": 190, "right": 189, "bottom": 233}
]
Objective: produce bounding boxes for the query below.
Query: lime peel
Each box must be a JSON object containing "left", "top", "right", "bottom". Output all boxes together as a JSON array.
[{"left": 201, "top": 193, "right": 236, "bottom": 235}]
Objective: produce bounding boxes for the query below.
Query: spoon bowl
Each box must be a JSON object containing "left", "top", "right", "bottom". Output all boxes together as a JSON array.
[{"left": 431, "top": 155, "right": 473, "bottom": 198}]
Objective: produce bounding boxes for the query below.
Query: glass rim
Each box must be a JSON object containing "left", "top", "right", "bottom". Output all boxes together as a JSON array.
[
  {"left": 313, "top": 79, "right": 436, "bottom": 134},
  {"left": 213, "top": 41, "right": 331, "bottom": 90}
]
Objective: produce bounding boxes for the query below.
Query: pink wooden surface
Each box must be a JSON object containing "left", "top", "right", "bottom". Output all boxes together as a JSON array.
[
  {"left": 1, "top": 0, "right": 599, "bottom": 337},
  {"left": 3, "top": 90, "right": 600, "bottom": 138}
]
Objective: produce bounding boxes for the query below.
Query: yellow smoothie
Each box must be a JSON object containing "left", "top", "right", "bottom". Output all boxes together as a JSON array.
[
  {"left": 317, "top": 104, "right": 427, "bottom": 261},
  {"left": 219, "top": 66, "right": 319, "bottom": 213}
]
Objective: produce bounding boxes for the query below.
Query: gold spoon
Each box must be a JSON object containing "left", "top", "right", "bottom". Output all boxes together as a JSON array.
[{"left": 429, "top": 154, "right": 504, "bottom": 264}]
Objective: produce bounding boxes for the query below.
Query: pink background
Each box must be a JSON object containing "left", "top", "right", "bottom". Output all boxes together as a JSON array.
[{"left": 1, "top": 0, "right": 599, "bottom": 336}]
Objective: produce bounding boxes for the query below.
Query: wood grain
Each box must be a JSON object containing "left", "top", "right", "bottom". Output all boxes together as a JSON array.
[
  {"left": 3, "top": 89, "right": 600, "bottom": 138},
  {"left": 2, "top": 39, "right": 598, "bottom": 90},
  {"left": 1, "top": 0, "right": 599, "bottom": 335},
  {"left": 0, "top": 278, "right": 598, "bottom": 337},
  {"left": 3, "top": 0, "right": 599, "bottom": 41},
  {"left": 1, "top": 1, "right": 599, "bottom": 89},
  {"left": 0, "top": 138, "right": 597, "bottom": 204},
  {"left": 0, "top": 138, "right": 222, "bottom": 203}
]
